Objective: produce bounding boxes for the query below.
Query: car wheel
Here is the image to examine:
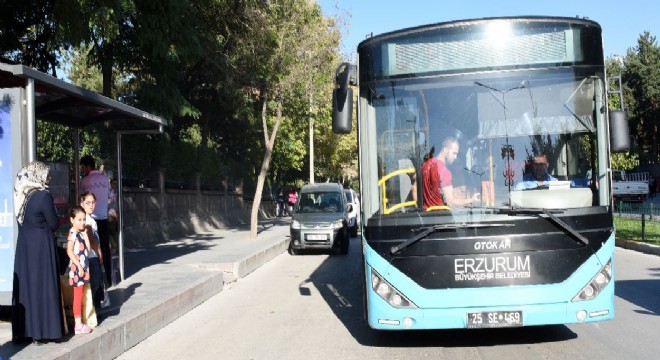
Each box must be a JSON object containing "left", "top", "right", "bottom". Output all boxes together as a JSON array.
[{"left": 288, "top": 241, "right": 299, "bottom": 255}]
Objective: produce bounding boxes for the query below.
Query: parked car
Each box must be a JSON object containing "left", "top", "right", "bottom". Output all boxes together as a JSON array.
[
  {"left": 289, "top": 183, "right": 351, "bottom": 255},
  {"left": 344, "top": 189, "right": 360, "bottom": 237}
]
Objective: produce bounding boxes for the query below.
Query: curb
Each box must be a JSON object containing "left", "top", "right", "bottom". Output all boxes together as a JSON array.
[
  {"left": 233, "top": 238, "right": 289, "bottom": 279},
  {"left": 9, "top": 236, "right": 289, "bottom": 360},
  {"left": 10, "top": 270, "right": 224, "bottom": 360},
  {"left": 615, "top": 238, "right": 660, "bottom": 256}
]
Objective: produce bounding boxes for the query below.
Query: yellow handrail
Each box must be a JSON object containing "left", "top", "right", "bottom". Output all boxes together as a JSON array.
[
  {"left": 388, "top": 201, "right": 418, "bottom": 214},
  {"left": 426, "top": 205, "right": 450, "bottom": 211},
  {"left": 378, "top": 168, "right": 416, "bottom": 215},
  {"left": 377, "top": 168, "right": 416, "bottom": 185}
]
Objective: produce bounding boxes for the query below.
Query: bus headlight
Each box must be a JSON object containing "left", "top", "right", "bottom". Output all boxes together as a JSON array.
[
  {"left": 572, "top": 259, "right": 612, "bottom": 302},
  {"left": 371, "top": 269, "right": 417, "bottom": 309}
]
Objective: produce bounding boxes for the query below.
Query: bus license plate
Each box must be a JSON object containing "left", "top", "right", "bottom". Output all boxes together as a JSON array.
[
  {"left": 467, "top": 311, "right": 523, "bottom": 328},
  {"left": 307, "top": 234, "right": 327, "bottom": 240}
]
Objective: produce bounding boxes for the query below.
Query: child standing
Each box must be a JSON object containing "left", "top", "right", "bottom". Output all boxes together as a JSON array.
[
  {"left": 67, "top": 206, "right": 93, "bottom": 334},
  {"left": 80, "top": 192, "right": 106, "bottom": 308}
]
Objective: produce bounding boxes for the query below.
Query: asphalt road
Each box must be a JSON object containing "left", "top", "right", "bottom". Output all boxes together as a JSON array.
[{"left": 118, "top": 238, "right": 660, "bottom": 360}]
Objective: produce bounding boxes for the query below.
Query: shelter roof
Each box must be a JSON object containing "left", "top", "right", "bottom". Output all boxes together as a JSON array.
[{"left": 0, "top": 62, "right": 167, "bottom": 130}]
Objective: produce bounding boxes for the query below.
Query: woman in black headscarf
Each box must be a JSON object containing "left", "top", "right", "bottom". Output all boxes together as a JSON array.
[{"left": 12, "top": 161, "right": 65, "bottom": 343}]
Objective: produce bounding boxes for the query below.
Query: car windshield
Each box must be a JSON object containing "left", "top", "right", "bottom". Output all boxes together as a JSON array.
[{"left": 297, "top": 191, "right": 344, "bottom": 213}]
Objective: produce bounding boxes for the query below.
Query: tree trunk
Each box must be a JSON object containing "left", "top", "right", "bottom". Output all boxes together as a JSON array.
[
  {"left": 250, "top": 96, "right": 284, "bottom": 238},
  {"left": 101, "top": 42, "right": 114, "bottom": 98}
]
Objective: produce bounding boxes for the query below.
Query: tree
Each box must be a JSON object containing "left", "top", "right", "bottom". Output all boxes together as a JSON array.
[
  {"left": 243, "top": 0, "right": 343, "bottom": 238},
  {"left": 0, "top": 0, "right": 60, "bottom": 74},
  {"left": 623, "top": 32, "right": 660, "bottom": 165},
  {"left": 2, "top": 0, "right": 352, "bottom": 235}
]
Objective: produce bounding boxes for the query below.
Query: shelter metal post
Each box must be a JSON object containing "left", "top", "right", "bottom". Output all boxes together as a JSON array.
[
  {"left": 25, "top": 78, "right": 36, "bottom": 162},
  {"left": 74, "top": 129, "right": 80, "bottom": 197},
  {"left": 116, "top": 125, "right": 163, "bottom": 282}
]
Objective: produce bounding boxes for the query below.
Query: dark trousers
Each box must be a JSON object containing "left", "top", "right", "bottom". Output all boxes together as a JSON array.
[
  {"left": 96, "top": 219, "right": 112, "bottom": 286},
  {"left": 89, "top": 257, "right": 103, "bottom": 307}
]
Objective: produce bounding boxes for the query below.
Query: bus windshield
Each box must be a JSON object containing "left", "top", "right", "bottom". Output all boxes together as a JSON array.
[{"left": 357, "top": 19, "right": 607, "bottom": 221}]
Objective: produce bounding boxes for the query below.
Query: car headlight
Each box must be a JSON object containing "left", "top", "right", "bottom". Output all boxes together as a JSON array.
[
  {"left": 291, "top": 220, "right": 301, "bottom": 230},
  {"left": 332, "top": 219, "right": 344, "bottom": 229}
]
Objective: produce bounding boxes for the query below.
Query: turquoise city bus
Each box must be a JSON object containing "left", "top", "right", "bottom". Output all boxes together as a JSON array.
[{"left": 332, "top": 16, "right": 630, "bottom": 330}]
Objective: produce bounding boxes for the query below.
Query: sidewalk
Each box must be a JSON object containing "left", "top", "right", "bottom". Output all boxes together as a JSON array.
[{"left": 0, "top": 217, "right": 290, "bottom": 360}]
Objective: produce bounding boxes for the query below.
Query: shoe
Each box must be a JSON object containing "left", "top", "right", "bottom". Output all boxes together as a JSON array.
[{"left": 74, "top": 324, "right": 93, "bottom": 334}]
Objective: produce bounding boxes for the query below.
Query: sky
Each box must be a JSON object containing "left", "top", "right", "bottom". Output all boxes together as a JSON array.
[{"left": 317, "top": 0, "right": 659, "bottom": 60}]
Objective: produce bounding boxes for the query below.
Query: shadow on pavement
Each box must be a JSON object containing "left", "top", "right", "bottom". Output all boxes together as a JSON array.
[
  {"left": 616, "top": 278, "right": 660, "bottom": 316},
  {"left": 122, "top": 236, "right": 217, "bottom": 279},
  {"left": 304, "top": 238, "right": 578, "bottom": 348},
  {"left": 120, "top": 217, "right": 289, "bottom": 278},
  {"left": 97, "top": 282, "right": 142, "bottom": 319}
]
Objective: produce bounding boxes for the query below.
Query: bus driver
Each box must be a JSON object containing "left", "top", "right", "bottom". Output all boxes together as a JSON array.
[{"left": 514, "top": 154, "right": 558, "bottom": 190}]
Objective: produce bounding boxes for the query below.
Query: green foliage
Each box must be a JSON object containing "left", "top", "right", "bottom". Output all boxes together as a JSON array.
[
  {"left": 611, "top": 152, "right": 639, "bottom": 171},
  {"left": 36, "top": 121, "right": 74, "bottom": 163},
  {"left": 0, "top": 0, "right": 59, "bottom": 74},
  {"left": 621, "top": 32, "right": 660, "bottom": 165},
  {"left": 120, "top": 134, "right": 156, "bottom": 182},
  {"left": 605, "top": 32, "right": 660, "bottom": 168},
  {"left": 4, "top": 0, "right": 353, "bottom": 195},
  {"left": 36, "top": 121, "right": 103, "bottom": 168}
]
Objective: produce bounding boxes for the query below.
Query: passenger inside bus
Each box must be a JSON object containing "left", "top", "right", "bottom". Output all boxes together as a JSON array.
[{"left": 422, "top": 136, "right": 480, "bottom": 209}]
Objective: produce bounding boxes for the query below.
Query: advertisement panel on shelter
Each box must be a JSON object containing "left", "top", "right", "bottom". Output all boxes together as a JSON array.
[{"left": 0, "top": 94, "right": 14, "bottom": 294}]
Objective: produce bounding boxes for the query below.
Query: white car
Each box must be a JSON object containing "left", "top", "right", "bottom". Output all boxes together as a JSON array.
[{"left": 344, "top": 189, "right": 360, "bottom": 236}]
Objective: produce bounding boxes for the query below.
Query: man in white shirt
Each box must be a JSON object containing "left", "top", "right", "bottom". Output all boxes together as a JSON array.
[{"left": 80, "top": 155, "right": 112, "bottom": 286}]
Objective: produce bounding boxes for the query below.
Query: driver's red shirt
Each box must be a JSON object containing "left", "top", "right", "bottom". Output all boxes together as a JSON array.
[{"left": 422, "top": 157, "right": 452, "bottom": 210}]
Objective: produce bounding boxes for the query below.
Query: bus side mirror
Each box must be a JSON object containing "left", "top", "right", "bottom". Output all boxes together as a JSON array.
[
  {"left": 609, "top": 110, "right": 630, "bottom": 153},
  {"left": 332, "top": 63, "right": 356, "bottom": 134}
]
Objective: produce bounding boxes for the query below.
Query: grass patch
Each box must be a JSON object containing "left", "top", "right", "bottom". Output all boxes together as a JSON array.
[{"left": 614, "top": 216, "right": 660, "bottom": 244}]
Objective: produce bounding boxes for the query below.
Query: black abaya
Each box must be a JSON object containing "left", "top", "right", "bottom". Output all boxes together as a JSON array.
[{"left": 12, "top": 190, "right": 65, "bottom": 341}]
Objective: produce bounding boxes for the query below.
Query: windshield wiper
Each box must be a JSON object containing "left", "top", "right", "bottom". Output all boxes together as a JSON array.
[
  {"left": 503, "top": 207, "right": 589, "bottom": 246},
  {"left": 390, "top": 223, "right": 514, "bottom": 255}
]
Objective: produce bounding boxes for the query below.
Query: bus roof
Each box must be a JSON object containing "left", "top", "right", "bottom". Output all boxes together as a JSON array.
[{"left": 357, "top": 16, "right": 601, "bottom": 51}]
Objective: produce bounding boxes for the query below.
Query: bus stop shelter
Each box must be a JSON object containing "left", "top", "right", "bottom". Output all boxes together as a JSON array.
[{"left": 0, "top": 62, "right": 167, "bottom": 305}]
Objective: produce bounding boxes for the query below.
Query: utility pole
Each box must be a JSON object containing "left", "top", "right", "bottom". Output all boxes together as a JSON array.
[{"left": 309, "top": 92, "right": 314, "bottom": 183}]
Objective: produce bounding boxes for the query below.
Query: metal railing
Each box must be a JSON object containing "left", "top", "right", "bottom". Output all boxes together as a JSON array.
[{"left": 613, "top": 201, "right": 660, "bottom": 219}]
